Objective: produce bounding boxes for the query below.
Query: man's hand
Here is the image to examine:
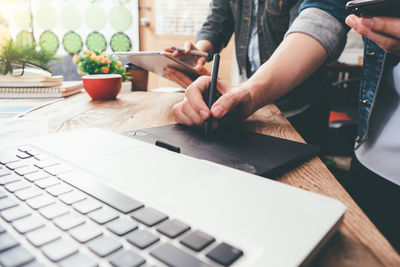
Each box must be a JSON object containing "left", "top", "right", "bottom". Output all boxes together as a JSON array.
[
  {"left": 165, "top": 41, "right": 207, "bottom": 66},
  {"left": 164, "top": 41, "right": 209, "bottom": 88},
  {"left": 172, "top": 76, "right": 254, "bottom": 128},
  {"left": 346, "top": 15, "right": 400, "bottom": 56}
]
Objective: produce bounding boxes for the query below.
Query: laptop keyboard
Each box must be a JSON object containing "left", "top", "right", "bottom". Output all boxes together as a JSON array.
[{"left": 0, "top": 146, "right": 243, "bottom": 266}]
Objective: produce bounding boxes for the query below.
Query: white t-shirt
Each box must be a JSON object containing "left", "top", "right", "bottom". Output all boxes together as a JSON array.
[{"left": 356, "top": 61, "right": 400, "bottom": 186}]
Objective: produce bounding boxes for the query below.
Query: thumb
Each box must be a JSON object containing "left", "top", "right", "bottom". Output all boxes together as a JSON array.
[{"left": 210, "top": 92, "right": 238, "bottom": 119}]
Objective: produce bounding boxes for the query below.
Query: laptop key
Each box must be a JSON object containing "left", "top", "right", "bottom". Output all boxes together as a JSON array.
[
  {"left": 106, "top": 218, "right": 138, "bottom": 236},
  {"left": 46, "top": 183, "right": 73, "bottom": 196},
  {"left": 131, "top": 207, "right": 168, "bottom": 227},
  {"left": 0, "top": 154, "right": 19, "bottom": 165},
  {"left": 5, "top": 180, "right": 31, "bottom": 192},
  {"left": 150, "top": 243, "right": 211, "bottom": 267},
  {"left": 72, "top": 199, "right": 102, "bottom": 214},
  {"left": 206, "top": 242, "right": 243, "bottom": 266},
  {"left": 88, "top": 235, "right": 123, "bottom": 257},
  {"left": 88, "top": 207, "right": 119, "bottom": 225},
  {"left": 0, "top": 198, "right": 18, "bottom": 211},
  {"left": 39, "top": 203, "right": 69, "bottom": 219},
  {"left": 12, "top": 215, "right": 44, "bottom": 234},
  {"left": 69, "top": 223, "right": 103, "bottom": 243},
  {"left": 26, "top": 194, "right": 55, "bottom": 209},
  {"left": 0, "top": 245, "right": 35, "bottom": 267},
  {"left": 6, "top": 161, "right": 28, "bottom": 170},
  {"left": 15, "top": 187, "right": 43, "bottom": 201},
  {"left": 1, "top": 205, "right": 31, "bottom": 222},
  {"left": 26, "top": 226, "right": 60, "bottom": 247},
  {"left": 41, "top": 238, "right": 78, "bottom": 262},
  {"left": 126, "top": 230, "right": 160, "bottom": 249},
  {"left": 109, "top": 249, "right": 146, "bottom": 267},
  {"left": 0, "top": 174, "right": 21, "bottom": 185},
  {"left": 25, "top": 171, "right": 50, "bottom": 182},
  {"left": 24, "top": 261, "right": 46, "bottom": 267},
  {"left": 58, "top": 191, "right": 86, "bottom": 205},
  {"left": 0, "top": 233, "right": 19, "bottom": 252},
  {"left": 34, "top": 177, "right": 60, "bottom": 189},
  {"left": 59, "top": 253, "right": 98, "bottom": 267},
  {"left": 53, "top": 213, "right": 85, "bottom": 231},
  {"left": 44, "top": 164, "right": 72, "bottom": 176},
  {"left": 180, "top": 230, "right": 215, "bottom": 252},
  {"left": 0, "top": 189, "right": 7, "bottom": 199},
  {"left": 18, "top": 146, "right": 33, "bottom": 153},
  {"left": 0, "top": 168, "right": 12, "bottom": 177},
  {"left": 58, "top": 171, "right": 144, "bottom": 213},
  {"left": 156, "top": 219, "right": 190, "bottom": 239},
  {"left": 15, "top": 166, "right": 39, "bottom": 176},
  {"left": 34, "top": 159, "right": 60, "bottom": 169},
  {"left": 16, "top": 151, "right": 31, "bottom": 159}
]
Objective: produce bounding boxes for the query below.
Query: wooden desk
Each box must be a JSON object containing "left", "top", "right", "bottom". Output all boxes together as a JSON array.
[{"left": 24, "top": 91, "right": 399, "bottom": 266}]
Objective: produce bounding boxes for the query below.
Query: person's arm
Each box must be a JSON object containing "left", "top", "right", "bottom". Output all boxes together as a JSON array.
[
  {"left": 172, "top": 32, "right": 327, "bottom": 126},
  {"left": 173, "top": 6, "right": 348, "bottom": 126}
]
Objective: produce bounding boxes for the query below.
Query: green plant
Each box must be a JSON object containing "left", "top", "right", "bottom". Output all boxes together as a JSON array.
[
  {"left": 0, "top": 39, "right": 58, "bottom": 71},
  {"left": 73, "top": 50, "right": 128, "bottom": 81}
]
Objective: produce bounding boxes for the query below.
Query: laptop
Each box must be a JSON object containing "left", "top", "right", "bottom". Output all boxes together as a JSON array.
[{"left": 0, "top": 128, "right": 346, "bottom": 266}]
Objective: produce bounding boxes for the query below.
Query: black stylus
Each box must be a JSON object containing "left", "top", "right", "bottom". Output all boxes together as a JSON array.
[{"left": 204, "top": 53, "right": 220, "bottom": 136}]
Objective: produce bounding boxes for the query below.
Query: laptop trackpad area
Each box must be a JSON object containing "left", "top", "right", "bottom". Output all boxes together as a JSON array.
[{"left": 80, "top": 146, "right": 219, "bottom": 207}]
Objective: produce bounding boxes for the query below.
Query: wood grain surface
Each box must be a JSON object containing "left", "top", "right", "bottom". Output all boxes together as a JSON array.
[{"left": 25, "top": 91, "right": 400, "bottom": 266}]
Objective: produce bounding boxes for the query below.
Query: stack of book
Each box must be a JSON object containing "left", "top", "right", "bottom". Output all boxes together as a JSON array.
[{"left": 0, "top": 74, "right": 83, "bottom": 99}]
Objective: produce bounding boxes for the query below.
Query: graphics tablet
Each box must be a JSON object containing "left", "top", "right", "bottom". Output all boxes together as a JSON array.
[
  {"left": 115, "top": 51, "right": 200, "bottom": 80},
  {"left": 125, "top": 124, "right": 320, "bottom": 178}
]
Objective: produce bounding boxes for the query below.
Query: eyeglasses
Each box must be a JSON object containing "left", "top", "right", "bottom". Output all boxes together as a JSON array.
[{"left": 0, "top": 60, "right": 51, "bottom": 77}]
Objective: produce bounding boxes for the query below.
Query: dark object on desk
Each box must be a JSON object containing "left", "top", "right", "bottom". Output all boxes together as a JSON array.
[
  {"left": 126, "top": 63, "right": 148, "bottom": 91},
  {"left": 126, "top": 124, "right": 320, "bottom": 178},
  {"left": 346, "top": 0, "right": 400, "bottom": 17}
]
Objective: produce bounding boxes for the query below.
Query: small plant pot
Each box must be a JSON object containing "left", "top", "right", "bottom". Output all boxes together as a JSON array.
[{"left": 82, "top": 74, "right": 122, "bottom": 100}]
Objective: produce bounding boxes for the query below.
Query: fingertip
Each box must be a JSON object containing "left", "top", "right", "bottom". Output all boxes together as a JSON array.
[
  {"left": 345, "top": 15, "right": 357, "bottom": 27},
  {"left": 199, "top": 109, "right": 209, "bottom": 120},
  {"left": 211, "top": 105, "right": 225, "bottom": 118}
]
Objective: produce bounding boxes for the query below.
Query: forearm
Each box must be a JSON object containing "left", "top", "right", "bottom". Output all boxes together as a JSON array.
[{"left": 243, "top": 32, "right": 328, "bottom": 113}]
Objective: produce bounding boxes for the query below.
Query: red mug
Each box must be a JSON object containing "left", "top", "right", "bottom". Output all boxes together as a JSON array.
[{"left": 82, "top": 74, "right": 122, "bottom": 100}]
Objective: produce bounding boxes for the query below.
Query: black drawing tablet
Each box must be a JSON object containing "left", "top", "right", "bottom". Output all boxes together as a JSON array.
[{"left": 125, "top": 124, "right": 320, "bottom": 178}]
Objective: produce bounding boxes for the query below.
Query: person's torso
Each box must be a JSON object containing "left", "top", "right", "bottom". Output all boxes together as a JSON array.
[
  {"left": 228, "top": 0, "right": 300, "bottom": 77},
  {"left": 356, "top": 56, "right": 400, "bottom": 185}
]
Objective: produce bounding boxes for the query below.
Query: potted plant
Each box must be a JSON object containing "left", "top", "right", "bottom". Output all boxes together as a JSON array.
[{"left": 74, "top": 50, "right": 128, "bottom": 100}]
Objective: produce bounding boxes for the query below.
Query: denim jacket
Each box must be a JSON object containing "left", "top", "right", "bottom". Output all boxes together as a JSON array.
[
  {"left": 196, "top": 0, "right": 301, "bottom": 78},
  {"left": 291, "top": 0, "right": 398, "bottom": 149},
  {"left": 196, "top": 0, "right": 327, "bottom": 115}
]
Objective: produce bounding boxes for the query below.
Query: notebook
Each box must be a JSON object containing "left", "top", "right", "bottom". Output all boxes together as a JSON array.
[
  {"left": 0, "top": 81, "right": 83, "bottom": 99},
  {"left": 127, "top": 124, "right": 320, "bottom": 177},
  {"left": 0, "top": 75, "right": 63, "bottom": 88},
  {"left": 0, "top": 128, "right": 346, "bottom": 266}
]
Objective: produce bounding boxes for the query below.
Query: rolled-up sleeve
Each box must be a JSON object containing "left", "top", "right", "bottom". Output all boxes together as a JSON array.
[
  {"left": 285, "top": 8, "right": 348, "bottom": 62},
  {"left": 196, "top": 0, "right": 234, "bottom": 54}
]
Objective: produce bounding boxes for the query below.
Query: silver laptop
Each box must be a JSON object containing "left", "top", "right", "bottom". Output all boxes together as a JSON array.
[{"left": 0, "top": 128, "right": 346, "bottom": 266}]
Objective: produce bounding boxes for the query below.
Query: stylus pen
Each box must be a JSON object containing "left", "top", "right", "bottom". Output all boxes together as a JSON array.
[
  {"left": 204, "top": 53, "right": 220, "bottom": 136},
  {"left": 171, "top": 46, "right": 209, "bottom": 57}
]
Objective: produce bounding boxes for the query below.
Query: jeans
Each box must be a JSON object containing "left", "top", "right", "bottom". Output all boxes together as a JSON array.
[{"left": 346, "top": 156, "right": 400, "bottom": 252}]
